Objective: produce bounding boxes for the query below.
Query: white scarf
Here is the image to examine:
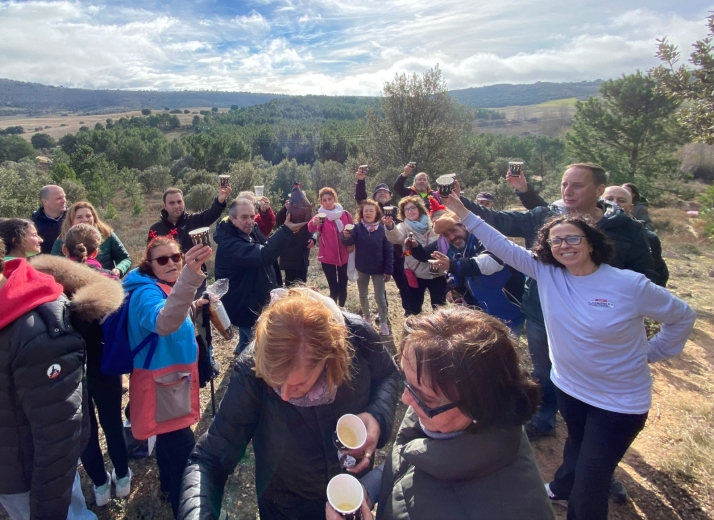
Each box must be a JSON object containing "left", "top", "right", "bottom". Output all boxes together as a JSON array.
[{"left": 319, "top": 204, "right": 346, "bottom": 232}]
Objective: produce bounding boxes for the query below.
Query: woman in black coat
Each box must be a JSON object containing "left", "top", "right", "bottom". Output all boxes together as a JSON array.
[{"left": 178, "top": 288, "right": 399, "bottom": 520}]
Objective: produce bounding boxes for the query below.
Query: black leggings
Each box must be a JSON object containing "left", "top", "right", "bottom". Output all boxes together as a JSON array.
[
  {"left": 81, "top": 372, "right": 129, "bottom": 486},
  {"left": 156, "top": 427, "right": 196, "bottom": 517},
  {"left": 321, "top": 263, "right": 348, "bottom": 307},
  {"left": 404, "top": 276, "right": 447, "bottom": 316}
]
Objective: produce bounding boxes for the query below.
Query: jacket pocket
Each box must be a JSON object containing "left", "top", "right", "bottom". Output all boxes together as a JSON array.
[{"left": 154, "top": 372, "right": 192, "bottom": 423}]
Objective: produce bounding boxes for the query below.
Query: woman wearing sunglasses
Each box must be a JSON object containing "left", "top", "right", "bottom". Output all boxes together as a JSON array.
[
  {"left": 327, "top": 305, "right": 554, "bottom": 520},
  {"left": 442, "top": 193, "right": 696, "bottom": 520},
  {"left": 122, "top": 236, "right": 212, "bottom": 517}
]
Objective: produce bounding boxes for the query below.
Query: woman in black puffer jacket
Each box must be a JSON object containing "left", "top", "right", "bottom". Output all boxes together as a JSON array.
[{"left": 178, "top": 288, "right": 399, "bottom": 520}]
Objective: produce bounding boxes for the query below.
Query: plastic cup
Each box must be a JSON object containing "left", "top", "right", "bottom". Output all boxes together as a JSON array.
[{"left": 254, "top": 185, "right": 264, "bottom": 198}]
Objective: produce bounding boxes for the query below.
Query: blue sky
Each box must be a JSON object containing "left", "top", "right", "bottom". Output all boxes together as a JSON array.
[{"left": 0, "top": 0, "right": 709, "bottom": 95}]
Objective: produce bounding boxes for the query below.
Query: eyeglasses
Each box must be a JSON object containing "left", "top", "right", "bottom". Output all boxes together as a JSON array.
[
  {"left": 547, "top": 235, "right": 586, "bottom": 247},
  {"left": 391, "top": 354, "right": 459, "bottom": 419},
  {"left": 403, "top": 206, "right": 419, "bottom": 213},
  {"left": 151, "top": 253, "right": 182, "bottom": 266}
]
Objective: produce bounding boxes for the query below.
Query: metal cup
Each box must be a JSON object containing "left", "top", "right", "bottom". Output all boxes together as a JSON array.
[
  {"left": 327, "top": 474, "right": 364, "bottom": 520},
  {"left": 318, "top": 212, "right": 327, "bottom": 224},
  {"left": 383, "top": 206, "right": 395, "bottom": 218},
  {"left": 508, "top": 162, "right": 524, "bottom": 177},
  {"left": 189, "top": 227, "right": 211, "bottom": 247},
  {"left": 344, "top": 224, "right": 355, "bottom": 233},
  {"left": 219, "top": 175, "right": 230, "bottom": 187},
  {"left": 428, "top": 259, "right": 440, "bottom": 275}
]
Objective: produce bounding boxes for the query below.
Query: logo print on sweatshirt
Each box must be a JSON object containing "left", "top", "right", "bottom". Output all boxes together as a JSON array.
[
  {"left": 588, "top": 299, "right": 614, "bottom": 309},
  {"left": 47, "top": 364, "right": 61, "bottom": 379}
]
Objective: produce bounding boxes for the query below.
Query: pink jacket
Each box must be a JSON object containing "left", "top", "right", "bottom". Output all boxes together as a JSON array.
[{"left": 308, "top": 211, "right": 353, "bottom": 266}]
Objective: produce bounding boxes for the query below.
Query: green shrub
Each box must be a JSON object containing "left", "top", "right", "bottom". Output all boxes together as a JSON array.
[
  {"left": 184, "top": 183, "right": 218, "bottom": 212},
  {"left": 104, "top": 204, "right": 119, "bottom": 220}
]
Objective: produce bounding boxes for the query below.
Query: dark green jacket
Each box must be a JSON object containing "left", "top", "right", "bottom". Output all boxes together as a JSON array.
[
  {"left": 376, "top": 409, "right": 554, "bottom": 520},
  {"left": 51, "top": 232, "right": 132, "bottom": 277}
]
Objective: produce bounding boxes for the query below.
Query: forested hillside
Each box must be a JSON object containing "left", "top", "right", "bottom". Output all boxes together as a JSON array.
[{"left": 450, "top": 80, "right": 601, "bottom": 107}]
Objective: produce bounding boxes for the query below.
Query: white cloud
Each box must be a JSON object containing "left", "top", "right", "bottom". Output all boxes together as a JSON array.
[{"left": 0, "top": 0, "right": 708, "bottom": 95}]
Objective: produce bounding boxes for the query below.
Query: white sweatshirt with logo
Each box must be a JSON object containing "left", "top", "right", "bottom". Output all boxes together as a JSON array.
[{"left": 462, "top": 212, "right": 696, "bottom": 414}]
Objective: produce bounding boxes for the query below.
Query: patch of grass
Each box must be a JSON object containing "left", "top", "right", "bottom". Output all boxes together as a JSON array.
[
  {"left": 533, "top": 97, "right": 578, "bottom": 107},
  {"left": 661, "top": 400, "right": 714, "bottom": 499}
]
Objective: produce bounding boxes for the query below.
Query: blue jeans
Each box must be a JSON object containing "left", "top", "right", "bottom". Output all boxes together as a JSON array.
[
  {"left": 526, "top": 320, "right": 557, "bottom": 432},
  {"left": 0, "top": 472, "right": 96, "bottom": 520},
  {"left": 234, "top": 326, "right": 253, "bottom": 355}
]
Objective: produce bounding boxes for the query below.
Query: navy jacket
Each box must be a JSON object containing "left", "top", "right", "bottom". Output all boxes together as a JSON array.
[
  {"left": 31, "top": 207, "right": 65, "bottom": 255},
  {"left": 214, "top": 220, "right": 292, "bottom": 328},
  {"left": 342, "top": 223, "right": 394, "bottom": 276}
]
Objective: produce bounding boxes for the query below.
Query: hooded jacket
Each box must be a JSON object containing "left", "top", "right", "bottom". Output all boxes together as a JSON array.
[
  {"left": 178, "top": 313, "right": 399, "bottom": 520},
  {"left": 461, "top": 195, "right": 656, "bottom": 328},
  {"left": 147, "top": 197, "right": 226, "bottom": 253},
  {"left": 375, "top": 409, "right": 554, "bottom": 520},
  {"left": 0, "top": 257, "right": 113, "bottom": 520},
  {"left": 31, "top": 207, "right": 66, "bottom": 255},
  {"left": 214, "top": 219, "right": 293, "bottom": 328}
]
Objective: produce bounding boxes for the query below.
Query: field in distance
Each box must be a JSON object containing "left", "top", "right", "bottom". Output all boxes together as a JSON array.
[{"left": 0, "top": 107, "right": 229, "bottom": 142}]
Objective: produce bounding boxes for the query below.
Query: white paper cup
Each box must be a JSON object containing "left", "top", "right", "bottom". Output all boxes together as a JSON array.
[
  {"left": 327, "top": 474, "right": 364, "bottom": 519},
  {"left": 334, "top": 414, "right": 367, "bottom": 450},
  {"left": 254, "top": 185, "right": 264, "bottom": 198}
]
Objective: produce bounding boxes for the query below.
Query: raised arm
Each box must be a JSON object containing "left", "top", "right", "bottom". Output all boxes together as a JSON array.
[
  {"left": 108, "top": 232, "right": 132, "bottom": 276},
  {"left": 445, "top": 194, "right": 544, "bottom": 280}
]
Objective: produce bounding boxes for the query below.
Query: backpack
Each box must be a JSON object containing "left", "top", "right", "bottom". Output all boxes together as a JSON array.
[{"left": 101, "top": 289, "right": 159, "bottom": 376}]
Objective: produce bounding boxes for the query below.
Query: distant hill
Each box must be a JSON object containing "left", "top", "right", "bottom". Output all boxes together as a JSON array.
[
  {"left": 0, "top": 78, "right": 282, "bottom": 115},
  {"left": 449, "top": 80, "right": 601, "bottom": 108},
  {"left": 0, "top": 77, "right": 602, "bottom": 115}
]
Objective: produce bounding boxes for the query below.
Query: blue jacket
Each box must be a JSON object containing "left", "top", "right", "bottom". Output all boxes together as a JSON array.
[
  {"left": 412, "top": 233, "right": 524, "bottom": 325},
  {"left": 123, "top": 269, "right": 197, "bottom": 370},
  {"left": 342, "top": 223, "right": 394, "bottom": 276}
]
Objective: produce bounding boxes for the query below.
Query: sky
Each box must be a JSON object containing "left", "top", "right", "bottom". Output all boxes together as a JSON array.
[{"left": 0, "top": 0, "right": 710, "bottom": 95}]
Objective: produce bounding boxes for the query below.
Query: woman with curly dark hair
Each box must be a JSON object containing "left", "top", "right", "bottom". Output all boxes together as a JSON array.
[{"left": 443, "top": 193, "right": 695, "bottom": 520}]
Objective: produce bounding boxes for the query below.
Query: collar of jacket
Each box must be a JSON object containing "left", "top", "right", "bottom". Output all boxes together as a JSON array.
[
  {"left": 33, "top": 206, "right": 66, "bottom": 222},
  {"left": 218, "top": 219, "right": 261, "bottom": 243},
  {"left": 395, "top": 408, "right": 522, "bottom": 481},
  {"left": 159, "top": 208, "right": 186, "bottom": 229}
]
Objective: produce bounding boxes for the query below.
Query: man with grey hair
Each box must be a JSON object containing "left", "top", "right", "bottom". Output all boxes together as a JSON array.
[
  {"left": 31, "top": 185, "right": 67, "bottom": 254},
  {"left": 214, "top": 198, "right": 306, "bottom": 354}
]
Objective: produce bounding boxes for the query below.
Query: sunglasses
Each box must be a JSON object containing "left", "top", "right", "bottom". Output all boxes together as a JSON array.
[
  {"left": 391, "top": 354, "right": 459, "bottom": 419},
  {"left": 151, "top": 253, "right": 182, "bottom": 266},
  {"left": 547, "top": 235, "right": 586, "bottom": 247}
]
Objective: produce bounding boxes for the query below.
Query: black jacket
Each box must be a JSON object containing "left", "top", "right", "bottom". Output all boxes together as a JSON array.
[
  {"left": 178, "top": 314, "right": 399, "bottom": 520},
  {"left": 0, "top": 258, "right": 107, "bottom": 520},
  {"left": 275, "top": 206, "right": 315, "bottom": 272},
  {"left": 147, "top": 197, "right": 226, "bottom": 253},
  {"left": 516, "top": 184, "right": 668, "bottom": 287},
  {"left": 213, "top": 219, "right": 293, "bottom": 328},
  {"left": 462, "top": 194, "right": 656, "bottom": 327},
  {"left": 342, "top": 223, "right": 394, "bottom": 275},
  {"left": 31, "top": 206, "right": 66, "bottom": 255}
]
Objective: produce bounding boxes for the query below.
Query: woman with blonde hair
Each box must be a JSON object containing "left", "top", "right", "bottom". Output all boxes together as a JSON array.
[
  {"left": 51, "top": 201, "right": 131, "bottom": 277},
  {"left": 179, "top": 288, "right": 399, "bottom": 520},
  {"left": 384, "top": 196, "right": 446, "bottom": 315}
]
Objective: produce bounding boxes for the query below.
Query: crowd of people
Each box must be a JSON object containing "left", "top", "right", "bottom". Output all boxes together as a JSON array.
[{"left": 0, "top": 160, "right": 696, "bottom": 520}]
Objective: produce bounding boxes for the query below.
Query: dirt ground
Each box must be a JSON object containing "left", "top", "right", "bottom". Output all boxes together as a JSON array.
[{"left": 2, "top": 207, "right": 713, "bottom": 520}]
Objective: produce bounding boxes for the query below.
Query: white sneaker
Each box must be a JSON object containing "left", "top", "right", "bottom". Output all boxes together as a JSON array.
[
  {"left": 380, "top": 322, "right": 390, "bottom": 336},
  {"left": 112, "top": 467, "right": 132, "bottom": 499},
  {"left": 545, "top": 483, "right": 568, "bottom": 507},
  {"left": 219, "top": 510, "right": 228, "bottom": 520},
  {"left": 93, "top": 471, "right": 112, "bottom": 507}
]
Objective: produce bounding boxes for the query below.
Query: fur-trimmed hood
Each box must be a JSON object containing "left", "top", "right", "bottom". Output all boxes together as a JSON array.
[{"left": 30, "top": 255, "right": 125, "bottom": 322}]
